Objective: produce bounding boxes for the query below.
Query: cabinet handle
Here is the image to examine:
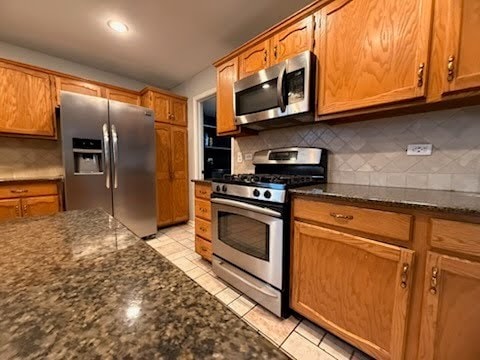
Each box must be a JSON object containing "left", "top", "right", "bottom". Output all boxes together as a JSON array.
[
  {"left": 400, "top": 263, "right": 409, "bottom": 288},
  {"left": 447, "top": 55, "right": 455, "bottom": 82},
  {"left": 199, "top": 227, "right": 207, "bottom": 232},
  {"left": 11, "top": 189, "right": 28, "bottom": 194},
  {"left": 168, "top": 113, "right": 174, "bottom": 120},
  {"left": 273, "top": 46, "right": 278, "bottom": 59},
  {"left": 199, "top": 190, "right": 207, "bottom": 195},
  {"left": 264, "top": 49, "right": 268, "bottom": 63},
  {"left": 430, "top": 266, "right": 439, "bottom": 295},
  {"left": 15, "top": 205, "right": 20, "bottom": 217},
  {"left": 329, "top": 212, "right": 353, "bottom": 220},
  {"left": 23, "top": 204, "right": 28, "bottom": 216},
  {"left": 417, "top": 63, "right": 425, "bottom": 87},
  {"left": 200, "top": 207, "right": 207, "bottom": 213},
  {"left": 200, "top": 246, "right": 207, "bottom": 252}
]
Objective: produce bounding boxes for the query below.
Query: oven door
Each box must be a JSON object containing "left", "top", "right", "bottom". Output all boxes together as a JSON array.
[
  {"left": 234, "top": 50, "right": 314, "bottom": 126},
  {"left": 211, "top": 197, "right": 284, "bottom": 289}
]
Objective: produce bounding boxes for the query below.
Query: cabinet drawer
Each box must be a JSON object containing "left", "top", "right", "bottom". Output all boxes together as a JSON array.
[
  {"left": 293, "top": 198, "right": 412, "bottom": 242},
  {"left": 195, "top": 183, "right": 212, "bottom": 200},
  {"left": 195, "top": 198, "right": 211, "bottom": 221},
  {"left": 195, "top": 236, "right": 212, "bottom": 262},
  {"left": 0, "top": 182, "right": 58, "bottom": 199},
  {"left": 431, "top": 218, "right": 480, "bottom": 257},
  {"left": 195, "top": 217, "right": 212, "bottom": 241}
]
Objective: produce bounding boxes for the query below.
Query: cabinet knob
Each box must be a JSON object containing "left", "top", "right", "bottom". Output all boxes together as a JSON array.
[
  {"left": 15, "top": 205, "right": 20, "bottom": 217},
  {"left": 429, "top": 266, "right": 439, "bottom": 295},
  {"left": 417, "top": 63, "right": 425, "bottom": 87},
  {"left": 400, "top": 263, "right": 409, "bottom": 288},
  {"left": 22, "top": 204, "right": 28, "bottom": 216},
  {"left": 447, "top": 55, "right": 455, "bottom": 82},
  {"left": 273, "top": 46, "right": 278, "bottom": 59}
]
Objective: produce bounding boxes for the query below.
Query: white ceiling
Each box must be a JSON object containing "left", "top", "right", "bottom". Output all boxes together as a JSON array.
[{"left": 0, "top": 0, "right": 313, "bottom": 89}]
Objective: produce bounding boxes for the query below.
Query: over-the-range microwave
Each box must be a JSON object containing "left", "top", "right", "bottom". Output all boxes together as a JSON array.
[{"left": 234, "top": 50, "right": 316, "bottom": 131}]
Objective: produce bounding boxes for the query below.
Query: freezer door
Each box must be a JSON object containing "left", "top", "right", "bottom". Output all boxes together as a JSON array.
[
  {"left": 109, "top": 100, "right": 157, "bottom": 238},
  {"left": 60, "top": 91, "right": 113, "bottom": 214}
]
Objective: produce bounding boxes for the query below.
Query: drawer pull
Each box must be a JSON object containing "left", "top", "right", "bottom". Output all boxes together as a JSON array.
[
  {"left": 199, "top": 227, "right": 207, "bottom": 232},
  {"left": 15, "top": 205, "right": 20, "bottom": 217},
  {"left": 200, "top": 207, "right": 207, "bottom": 212},
  {"left": 200, "top": 246, "right": 207, "bottom": 252},
  {"left": 430, "top": 266, "right": 439, "bottom": 295},
  {"left": 11, "top": 189, "right": 28, "bottom": 194},
  {"left": 199, "top": 190, "right": 207, "bottom": 195},
  {"left": 400, "top": 263, "right": 409, "bottom": 288},
  {"left": 330, "top": 212, "right": 353, "bottom": 220}
]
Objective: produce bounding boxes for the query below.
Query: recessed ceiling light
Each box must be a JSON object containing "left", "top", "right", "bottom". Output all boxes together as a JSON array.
[{"left": 107, "top": 20, "right": 129, "bottom": 33}]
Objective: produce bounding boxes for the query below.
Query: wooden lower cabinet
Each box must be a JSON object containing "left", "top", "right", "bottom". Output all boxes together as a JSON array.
[
  {"left": 194, "top": 182, "right": 212, "bottom": 262},
  {"left": 418, "top": 252, "right": 480, "bottom": 360},
  {"left": 22, "top": 195, "right": 59, "bottom": 217},
  {"left": 0, "top": 198, "right": 21, "bottom": 221},
  {"left": 195, "top": 236, "right": 212, "bottom": 262},
  {"left": 291, "top": 221, "right": 414, "bottom": 360}
]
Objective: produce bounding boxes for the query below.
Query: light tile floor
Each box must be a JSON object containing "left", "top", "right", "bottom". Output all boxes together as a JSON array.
[{"left": 146, "top": 222, "right": 374, "bottom": 360}]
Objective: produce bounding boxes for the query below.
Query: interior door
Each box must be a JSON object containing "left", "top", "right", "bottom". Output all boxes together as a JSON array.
[
  {"left": 170, "top": 126, "right": 189, "bottom": 223},
  {"left": 109, "top": 100, "right": 157, "bottom": 238},
  {"left": 60, "top": 92, "right": 112, "bottom": 214}
]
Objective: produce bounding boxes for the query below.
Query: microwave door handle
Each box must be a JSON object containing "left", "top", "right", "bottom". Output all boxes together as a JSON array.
[
  {"left": 277, "top": 66, "right": 287, "bottom": 112},
  {"left": 211, "top": 198, "right": 281, "bottom": 217},
  {"left": 102, "top": 123, "right": 111, "bottom": 189}
]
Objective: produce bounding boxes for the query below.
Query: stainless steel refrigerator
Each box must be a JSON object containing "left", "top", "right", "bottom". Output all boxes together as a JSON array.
[{"left": 60, "top": 91, "right": 157, "bottom": 238}]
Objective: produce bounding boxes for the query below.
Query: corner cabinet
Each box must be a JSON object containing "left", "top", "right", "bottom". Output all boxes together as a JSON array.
[
  {"left": 154, "top": 123, "right": 189, "bottom": 227},
  {"left": 316, "top": 0, "right": 433, "bottom": 114},
  {"left": 291, "top": 221, "right": 414, "bottom": 360},
  {"left": 0, "top": 61, "right": 55, "bottom": 137}
]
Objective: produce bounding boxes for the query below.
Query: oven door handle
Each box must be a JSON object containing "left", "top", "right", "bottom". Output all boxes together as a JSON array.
[
  {"left": 211, "top": 198, "right": 281, "bottom": 217},
  {"left": 214, "top": 258, "right": 279, "bottom": 299}
]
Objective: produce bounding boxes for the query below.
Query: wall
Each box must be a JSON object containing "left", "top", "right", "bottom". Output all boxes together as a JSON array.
[
  {"left": 234, "top": 105, "right": 480, "bottom": 193},
  {"left": 0, "top": 41, "right": 149, "bottom": 180},
  {"left": 171, "top": 66, "right": 217, "bottom": 220}
]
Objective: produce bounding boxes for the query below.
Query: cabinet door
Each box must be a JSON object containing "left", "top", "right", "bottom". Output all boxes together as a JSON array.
[
  {"left": 155, "top": 123, "right": 173, "bottom": 227},
  {"left": 216, "top": 58, "right": 239, "bottom": 135},
  {"left": 21, "top": 195, "right": 59, "bottom": 217},
  {"left": 238, "top": 40, "right": 271, "bottom": 79},
  {"left": 0, "top": 199, "right": 21, "bottom": 222},
  {"left": 105, "top": 88, "right": 140, "bottom": 105},
  {"left": 317, "top": 0, "right": 432, "bottom": 114},
  {"left": 442, "top": 0, "right": 480, "bottom": 94},
  {"left": 291, "top": 221, "right": 414, "bottom": 360},
  {"left": 170, "top": 126, "right": 189, "bottom": 223},
  {"left": 55, "top": 77, "right": 102, "bottom": 105},
  {"left": 418, "top": 252, "right": 480, "bottom": 360},
  {"left": 0, "top": 61, "right": 55, "bottom": 137},
  {"left": 170, "top": 98, "right": 187, "bottom": 126},
  {"left": 152, "top": 93, "right": 171, "bottom": 124},
  {"left": 271, "top": 16, "right": 315, "bottom": 64}
]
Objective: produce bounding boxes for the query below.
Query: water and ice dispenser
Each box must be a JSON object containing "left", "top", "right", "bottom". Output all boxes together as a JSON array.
[{"left": 72, "top": 138, "right": 103, "bottom": 175}]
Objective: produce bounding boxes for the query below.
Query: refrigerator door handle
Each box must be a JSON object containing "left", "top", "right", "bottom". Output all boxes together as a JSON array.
[
  {"left": 111, "top": 124, "right": 119, "bottom": 189},
  {"left": 102, "top": 123, "right": 111, "bottom": 189}
]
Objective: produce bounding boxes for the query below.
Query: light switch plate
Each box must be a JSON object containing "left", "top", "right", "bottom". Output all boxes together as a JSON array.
[
  {"left": 244, "top": 153, "right": 253, "bottom": 161},
  {"left": 237, "top": 152, "right": 243, "bottom": 163},
  {"left": 407, "top": 144, "right": 433, "bottom": 156}
]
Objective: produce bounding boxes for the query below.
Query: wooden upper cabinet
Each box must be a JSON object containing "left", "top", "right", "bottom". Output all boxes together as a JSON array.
[
  {"left": 104, "top": 88, "right": 140, "bottom": 105},
  {"left": 216, "top": 58, "right": 239, "bottom": 135},
  {"left": 271, "top": 15, "right": 315, "bottom": 64},
  {"left": 418, "top": 252, "right": 480, "bottom": 360},
  {"left": 238, "top": 40, "right": 271, "bottom": 79},
  {"left": 170, "top": 98, "right": 187, "bottom": 126},
  {"left": 151, "top": 93, "right": 170, "bottom": 123},
  {"left": 291, "top": 221, "right": 414, "bottom": 360},
  {"left": 0, "top": 61, "right": 55, "bottom": 137},
  {"left": 316, "top": 0, "right": 433, "bottom": 115},
  {"left": 55, "top": 76, "right": 102, "bottom": 105},
  {"left": 441, "top": 0, "right": 480, "bottom": 94},
  {"left": 0, "top": 199, "right": 21, "bottom": 222}
]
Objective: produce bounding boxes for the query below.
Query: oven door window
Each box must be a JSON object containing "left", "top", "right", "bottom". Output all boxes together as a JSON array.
[
  {"left": 218, "top": 211, "right": 269, "bottom": 261},
  {"left": 235, "top": 78, "right": 279, "bottom": 116}
]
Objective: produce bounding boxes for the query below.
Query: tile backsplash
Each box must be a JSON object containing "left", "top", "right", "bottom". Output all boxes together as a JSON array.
[
  {"left": 0, "top": 138, "right": 63, "bottom": 179},
  {"left": 234, "top": 105, "right": 480, "bottom": 193}
]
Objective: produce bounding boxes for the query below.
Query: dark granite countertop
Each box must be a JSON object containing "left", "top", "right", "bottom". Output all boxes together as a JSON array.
[
  {"left": 0, "top": 175, "right": 63, "bottom": 183},
  {"left": 290, "top": 183, "right": 480, "bottom": 216},
  {"left": 0, "top": 209, "right": 287, "bottom": 359}
]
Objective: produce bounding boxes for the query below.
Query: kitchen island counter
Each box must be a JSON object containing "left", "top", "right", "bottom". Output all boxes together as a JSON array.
[{"left": 0, "top": 209, "right": 286, "bottom": 359}]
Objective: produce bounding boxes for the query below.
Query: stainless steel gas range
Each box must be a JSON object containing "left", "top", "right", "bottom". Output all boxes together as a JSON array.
[{"left": 211, "top": 147, "right": 328, "bottom": 317}]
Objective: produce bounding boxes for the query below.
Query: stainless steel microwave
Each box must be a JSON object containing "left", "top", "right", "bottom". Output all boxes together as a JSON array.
[{"left": 234, "top": 50, "right": 316, "bottom": 131}]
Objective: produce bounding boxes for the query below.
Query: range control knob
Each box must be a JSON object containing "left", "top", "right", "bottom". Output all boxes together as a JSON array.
[
  {"left": 264, "top": 190, "right": 272, "bottom": 199},
  {"left": 222, "top": 185, "right": 228, "bottom": 193},
  {"left": 216, "top": 185, "right": 221, "bottom": 192},
  {"left": 253, "top": 189, "right": 260, "bottom": 197}
]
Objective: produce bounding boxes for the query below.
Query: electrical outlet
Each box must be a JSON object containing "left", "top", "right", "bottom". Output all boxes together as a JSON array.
[
  {"left": 407, "top": 144, "right": 433, "bottom": 156},
  {"left": 237, "top": 152, "right": 243, "bottom": 163},
  {"left": 244, "top": 153, "right": 253, "bottom": 161}
]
